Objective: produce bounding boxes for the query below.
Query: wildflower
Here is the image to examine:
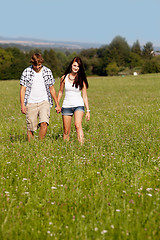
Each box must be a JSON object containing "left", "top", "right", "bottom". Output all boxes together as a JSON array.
[
  {"left": 51, "top": 187, "right": 57, "bottom": 190},
  {"left": 22, "top": 178, "right": 27, "bottom": 181},
  {"left": 111, "top": 225, "right": 114, "bottom": 229},
  {"left": 116, "top": 209, "right": 120, "bottom": 212},
  {"left": 146, "top": 193, "right": 152, "bottom": 197},
  {"left": 146, "top": 188, "right": 153, "bottom": 192},
  {"left": 101, "top": 230, "right": 108, "bottom": 234},
  {"left": 95, "top": 227, "right": 98, "bottom": 231},
  {"left": 5, "top": 191, "right": 10, "bottom": 196}
]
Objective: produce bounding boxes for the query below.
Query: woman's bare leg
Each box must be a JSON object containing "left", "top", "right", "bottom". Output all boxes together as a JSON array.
[
  {"left": 62, "top": 115, "right": 72, "bottom": 141},
  {"left": 74, "top": 111, "right": 84, "bottom": 144}
]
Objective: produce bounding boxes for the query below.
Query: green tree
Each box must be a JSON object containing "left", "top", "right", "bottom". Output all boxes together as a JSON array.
[
  {"left": 96, "top": 45, "right": 110, "bottom": 75},
  {"left": 43, "top": 49, "right": 61, "bottom": 77},
  {"left": 56, "top": 51, "right": 68, "bottom": 75},
  {"left": 131, "top": 40, "right": 142, "bottom": 56},
  {"left": 0, "top": 48, "right": 13, "bottom": 79},
  {"left": 107, "top": 36, "right": 131, "bottom": 67},
  {"left": 80, "top": 48, "right": 99, "bottom": 75},
  {"left": 142, "top": 42, "right": 153, "bottom": 59},
  {"left": 6, "top": 47, "right": 28, "bottom": 79},
  {"left": 129, "top": 52, "right": 143, "bottom": 68}
]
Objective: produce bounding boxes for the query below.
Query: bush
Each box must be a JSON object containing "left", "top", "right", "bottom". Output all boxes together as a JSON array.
[
  {"left": 106, "top": 62, "right": 119, "bottom": 76},
  {"left": 142, "top": 58, "right": 160, "bottom": 74}
]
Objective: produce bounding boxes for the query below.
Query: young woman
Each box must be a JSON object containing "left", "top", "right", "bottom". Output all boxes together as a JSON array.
[{"left": 57, "top": 57, "right": 90, "bottom": 144}]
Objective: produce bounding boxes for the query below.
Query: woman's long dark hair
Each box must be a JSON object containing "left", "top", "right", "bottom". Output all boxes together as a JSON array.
[{"left": 63, "top": 57, "right": 88, "bottom": 90}]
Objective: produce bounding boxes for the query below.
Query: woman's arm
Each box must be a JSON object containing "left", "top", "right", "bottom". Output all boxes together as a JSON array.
[
  {"left": 82, "top": 82, "right": 90, "bottom": 121},
  {"left": 49, "top": 85, "right": 61, "bottom": 113},
  {"left": 57, "top": 76, "right": 65, "bottom": 103}
]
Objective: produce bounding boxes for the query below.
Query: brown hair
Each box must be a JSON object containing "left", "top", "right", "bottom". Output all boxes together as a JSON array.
[
  {"left": 30, "top": 53, "right": 44, "bottom": 66},
  {"left": 63, "top": 57, "right": 88, "bottom": 90}
]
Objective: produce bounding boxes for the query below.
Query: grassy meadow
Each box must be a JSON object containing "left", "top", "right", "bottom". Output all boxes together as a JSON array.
[{"left": 0, "top": 74, "right": 160, "bottom": 239}]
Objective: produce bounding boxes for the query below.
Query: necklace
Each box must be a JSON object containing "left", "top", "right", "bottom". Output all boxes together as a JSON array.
[{"left": 69, "top": 74, "right": 75, "bottom": 81}]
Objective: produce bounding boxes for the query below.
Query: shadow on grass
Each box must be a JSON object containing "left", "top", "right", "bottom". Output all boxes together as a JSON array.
[
  {"left": 9, "top": 133, "right": 27, "bottom": 143},
  {"left": 48, "top": 131, "right": 63, "bottom": 141},
  {"left": 8, "top": 127, "right": 63, "bottom": 143}
]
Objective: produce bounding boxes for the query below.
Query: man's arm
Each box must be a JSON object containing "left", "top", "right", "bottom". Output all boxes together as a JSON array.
[
  {"left": 49, "top": 85, "right": 61, "bottom": 113},
  {"left": 20, "top": 85, "right": 27, "bottom": 114}
]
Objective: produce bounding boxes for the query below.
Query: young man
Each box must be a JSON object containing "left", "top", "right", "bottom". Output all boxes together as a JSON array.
[{"left": 20, "top": 53, "right": 61, "bottom": 141}]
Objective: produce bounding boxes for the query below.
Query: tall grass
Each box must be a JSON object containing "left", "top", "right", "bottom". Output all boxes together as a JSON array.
[{"left": 0, "top": 74, "right": 160, "bottom": 239}]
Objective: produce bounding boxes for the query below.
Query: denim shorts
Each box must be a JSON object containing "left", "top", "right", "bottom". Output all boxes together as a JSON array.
[{"left": 61, "top": 106, "right": 84, "bottom": 116}]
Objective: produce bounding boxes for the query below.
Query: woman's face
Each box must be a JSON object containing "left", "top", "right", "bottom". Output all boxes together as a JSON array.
[{"left": 71, "top": 61, "right": 79, "bottom": 73}]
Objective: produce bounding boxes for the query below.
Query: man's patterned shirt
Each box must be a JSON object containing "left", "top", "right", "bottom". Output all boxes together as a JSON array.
[{"left": 20, "top": 65, "right": 55, "bottom": 107}]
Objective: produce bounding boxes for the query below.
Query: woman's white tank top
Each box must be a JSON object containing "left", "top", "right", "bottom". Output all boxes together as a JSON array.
[{"left": 62, "top": 74, "right": 84, "bottom": 108}]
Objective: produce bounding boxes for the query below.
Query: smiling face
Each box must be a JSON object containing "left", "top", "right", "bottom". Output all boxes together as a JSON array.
[
  {"left": 33, "top": 63, "right": 42, "bottom": 73},
  {"left": 71, "top": 61, "right": 79, "bottom": 73}
]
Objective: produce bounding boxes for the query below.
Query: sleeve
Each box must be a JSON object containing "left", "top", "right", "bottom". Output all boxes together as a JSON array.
[
  {"left": 20, "top": 69, "right": 27, "bottom": 87},
  {"left": 47, "top": 68, "right": 55, "bottom": 87}
]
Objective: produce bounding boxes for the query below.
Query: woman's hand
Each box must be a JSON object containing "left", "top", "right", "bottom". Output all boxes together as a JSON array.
[{"left": 85, "top": 112, "right": 90, "bottom": 121}]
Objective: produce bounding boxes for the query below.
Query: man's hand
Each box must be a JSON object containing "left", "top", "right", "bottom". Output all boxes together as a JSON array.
[
  {"left": 55, "top": 104, "right": 61, "bottom": 114},
  {"left": 21, "top": 104, "right": 26, "bottom": 114}
]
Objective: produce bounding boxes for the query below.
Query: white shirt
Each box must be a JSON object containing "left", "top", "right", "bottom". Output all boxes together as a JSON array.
[
  {"left": 28, "top": 70, "right": 48, "bottom": 103},
  {"left": 62, "top": 74, "right": 84, "bottom": 108}
]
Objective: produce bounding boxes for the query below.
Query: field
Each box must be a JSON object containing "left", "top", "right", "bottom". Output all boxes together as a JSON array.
[{"left": 0, "top": 74, "right": 160, "bottom": 240}]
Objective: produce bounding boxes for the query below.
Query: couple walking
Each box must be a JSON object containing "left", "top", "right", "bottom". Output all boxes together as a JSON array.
[{"left": 20, "top": 53, "right": 90, "bottom": 144}]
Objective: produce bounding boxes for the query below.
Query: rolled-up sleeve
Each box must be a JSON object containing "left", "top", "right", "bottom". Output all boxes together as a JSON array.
[
  {"left": 45, "top": 69, "right": 55, "bottom": 87},
  {"left": 20, "top": 70, "right": 27, "bottom": 86}
]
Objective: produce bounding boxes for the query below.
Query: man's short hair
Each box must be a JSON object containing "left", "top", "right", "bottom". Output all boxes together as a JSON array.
[{"left": 30, "top": 53, "right": 44, "bottom": 66}]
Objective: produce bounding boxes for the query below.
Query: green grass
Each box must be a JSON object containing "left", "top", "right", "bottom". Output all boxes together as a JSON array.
[{"left": 0, "top": 74, "right": 160, "bottom": 239}]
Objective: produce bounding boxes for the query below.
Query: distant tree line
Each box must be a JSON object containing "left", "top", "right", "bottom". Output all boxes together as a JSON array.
[{"left": 0, "top": 36, "right": 159, "bottom": 80}]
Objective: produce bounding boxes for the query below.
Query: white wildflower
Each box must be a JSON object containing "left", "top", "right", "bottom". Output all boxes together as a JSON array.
[
  {"left": 116, "top": 209, "right": 121, "bottom": 212},
  {"left": 101, "top": 230, "right": 108, "bottom": 234},
  {"left": 5, "top": 191, "right": 10, "bottom": 195},
  {"left": 146, "top": 193, "right": 152, "bottom": 197},
  {"left": 22, "top": 178, "right": 27, "bottom": 181}
]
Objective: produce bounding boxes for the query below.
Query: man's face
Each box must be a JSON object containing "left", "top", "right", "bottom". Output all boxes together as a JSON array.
[{"left": 33, "top": 63, "right": 42, "bottom": 72}]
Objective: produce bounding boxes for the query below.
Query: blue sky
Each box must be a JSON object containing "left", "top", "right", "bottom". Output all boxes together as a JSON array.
[{"left": 0, "top": 0, "right": 159, "bottom": 46}]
